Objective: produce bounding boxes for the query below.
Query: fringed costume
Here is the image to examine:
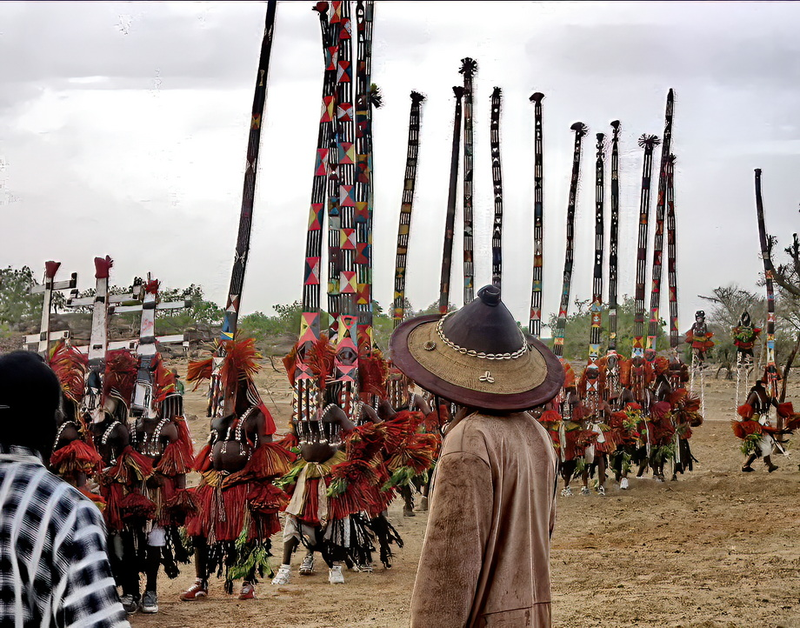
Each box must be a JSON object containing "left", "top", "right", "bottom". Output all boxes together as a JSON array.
[
  {"left": 125, "top": 352, "right": 196, "bottom": 609},
  {"left": 685, "top": 310, "right": 714, "bottom": 364},
  {"left": 607, "top": 358, "right": 638, "bottom": 488},
  {"left": 182, "top": 337, "right": 294, "bottom": 600},
  {"left": 577, "top": 359, "right": 618, "bottom": 495},
  {"left": 86, "top": 349, "right": 155, "bottom": 610},
  {"left": 733, "top": 376, "right": 795, "bottom": 473},
  {"left": 540, "top": 361, "right": 593, "bottom": 497},
  {"left": 49, "top": 341, "right": 104, "bottom": 505},
  {"left": 275, "top": 335, "right": 397, "bottom": 583}
]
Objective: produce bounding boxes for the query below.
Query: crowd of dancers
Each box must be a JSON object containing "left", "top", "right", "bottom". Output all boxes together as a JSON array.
[{"left": 45, "top": 334, "right": 443, "bottom": 615}]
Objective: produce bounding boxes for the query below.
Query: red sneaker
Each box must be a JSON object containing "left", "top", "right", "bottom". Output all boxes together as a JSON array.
[
  {"left": 180, "top": 579, "right": 208, "bottom": 601},
  {"left": 238, "top": 582, "right": 256, "bottom": 600}
]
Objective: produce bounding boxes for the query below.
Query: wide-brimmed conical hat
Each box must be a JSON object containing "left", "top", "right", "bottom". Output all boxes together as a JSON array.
[{"left": 389, "top": 285, "right": 563, "bottom": 411}]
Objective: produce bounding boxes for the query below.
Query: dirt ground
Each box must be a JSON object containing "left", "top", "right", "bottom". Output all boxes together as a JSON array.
[{"left": 130, "top": 362, "right": 800, "bottom": 628}]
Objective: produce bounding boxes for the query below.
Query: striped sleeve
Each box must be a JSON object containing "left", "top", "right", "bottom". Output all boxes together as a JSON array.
[{"left": 56, "top": 501, "right": 130, "bottom": 628}]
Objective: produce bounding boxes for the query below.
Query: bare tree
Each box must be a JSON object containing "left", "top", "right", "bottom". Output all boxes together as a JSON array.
[{"left": 770, "top": 231, "right": 800, "bottom": 400}]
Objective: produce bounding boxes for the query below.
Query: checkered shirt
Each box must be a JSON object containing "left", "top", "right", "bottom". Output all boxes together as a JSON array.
[{"left": 0, "top": 445, "right": 130, "bottom": 628}]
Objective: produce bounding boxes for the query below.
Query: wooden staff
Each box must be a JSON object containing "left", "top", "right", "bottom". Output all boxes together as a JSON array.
[
  {"left": 552, "top": 122, "right": 588, "bottom": 358},
  {"left": 666, "top": 154, "right": 680, "bottom": 352},
  {"left": 490, "top": 87, "right": 504, "bottom": 289},
  {"left": 438, "top": 86, "right": 465, "bottom": 315},
  {"left": 354, "top": 0, "right": 377, "bottom": 352},
  {"left": 646, "top": 89, "right": 675, "bottom": 355},
  {"left": 632, "top": 134, "right": 661, "bottom": 359},
  {"left": 460, "top": 58, "right": 477, "bottom": 304},
  {"left": 607, "top": 120, "right": 621, "bottom": 352},
  {"left": 754, "top": 169, "right": 781, "bottom": 419},
  {"left": 586, "top": 132, "right": 606, "bottom": 396},
  {"left": 219, "top": 0, "right": 278, "bottom": 341},
  {"left": 528, "top": 92, "right": 545, "bottom": 338},
  {"left": 392, "top": 91, "right": 426, "bottom": 329},
  {"left": 331, "top": 0, "right": 360, "bottom": 413},
  {"left": 326, "top": 2, "right": 345, "bottom": 336},
  {"left": 293, "top": 2, "right": 338, "bottom": 424}
]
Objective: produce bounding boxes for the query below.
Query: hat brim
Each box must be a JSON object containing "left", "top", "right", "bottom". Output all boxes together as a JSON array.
[{"left": 390, "top": 315, "right": 564, "bottom": 411}]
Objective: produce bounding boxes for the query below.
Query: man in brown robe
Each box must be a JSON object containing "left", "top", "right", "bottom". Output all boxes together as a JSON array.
[{"left": 390, "top": 285, "right": 563, "bottom": 628}]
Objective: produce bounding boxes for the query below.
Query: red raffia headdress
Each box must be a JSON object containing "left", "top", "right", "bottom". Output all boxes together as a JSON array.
[
  {"left": 654, "top": 356, "right": 670, "bottom": 376},
  {"left": 188, "top": 334, "right": 274, "bottom": 429},
  {"left": 188, "top": 335, "right": 260, "bottom": 391},
  {"left": 358, "top": 348, "right": 389, "bottom": 401},
  {"left": 150, "top": 353, "right": 177, "bottom": 404},
  {"left": 49, "top": 340, "right": 88, "bottom": 404},
  {"left": 282, "top": 334, "right": 336, "bottom": 390},
  {"left": 103, "top": 350, "right": 139, "bottom": 410}
]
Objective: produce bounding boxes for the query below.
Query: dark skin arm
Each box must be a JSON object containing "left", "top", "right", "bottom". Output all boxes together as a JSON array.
[
  {"left": 357, "top": 403, "right": 382, "bottom": 424},
  {"left": 247, "top": 410, "right": 273, "bottom": 444},
  {"left": 53, "top": 424, "right": 88, "bottom": 488},
  {"left": 377, "top": 398, "right": 397, "bottom": 421},
  {"left": 108, "top": 424, "right": 129, "bottom": 465},
  {"left": 409, "top": 393, "right": 431, "bottom": 416},
  {"left": 54, "top": 423, "right": 81, "bottom": 451},
  {"left": 299, "top": 405, "right": 356, "bottom": 462},
  {"left": 160, "top": 422, "right": 186, "bottom": 490}
]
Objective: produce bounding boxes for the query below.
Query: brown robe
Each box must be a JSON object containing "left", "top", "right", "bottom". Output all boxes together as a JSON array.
[{"left": 410, "top": 411, "right": 558, "bottom": 628}]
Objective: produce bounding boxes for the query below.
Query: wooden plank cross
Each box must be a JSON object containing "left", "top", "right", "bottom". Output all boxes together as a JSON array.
[{"left": 25, "top": 261, "right": 78, "bottom": 354}]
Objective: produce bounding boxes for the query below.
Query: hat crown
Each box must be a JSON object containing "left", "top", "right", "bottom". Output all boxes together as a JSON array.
[{"left": 442, "top": 285, "right": 525, "bottom": 356}]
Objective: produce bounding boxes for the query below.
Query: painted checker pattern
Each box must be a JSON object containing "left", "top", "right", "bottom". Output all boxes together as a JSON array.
[{"left": 392, "top": 91, "right": 425, "bottom": 328}]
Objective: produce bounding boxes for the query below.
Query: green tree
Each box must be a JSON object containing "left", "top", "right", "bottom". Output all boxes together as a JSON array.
[
  {"left": 238, "top": 301, "right": 305, "bottom": 342},
  {"left": 545, "top": 296, "right": 666, "bottom": 361},
  {"left": 0, "top": 266, "right": 40, "bottom": 331},
  {"left": 418, "top": 300, "right": 456, "bottom": 316},
  {"left": 157, "top": 284, "right": 223, "bottom": 325}
]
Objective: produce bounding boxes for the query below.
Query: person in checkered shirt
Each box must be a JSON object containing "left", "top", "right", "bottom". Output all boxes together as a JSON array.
[{"left": 0, "top": 351, "right": 130, "bottom": 628}]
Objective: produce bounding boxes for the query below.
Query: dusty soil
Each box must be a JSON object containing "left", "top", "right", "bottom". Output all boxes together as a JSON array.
[{"left": 131, "top": 363, "right": 800, "bottom": 628}]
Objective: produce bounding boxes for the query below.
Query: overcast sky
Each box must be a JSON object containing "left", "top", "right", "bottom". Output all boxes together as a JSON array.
[{"left": 1, "top": 1, "right": 798, "bottom": 342}]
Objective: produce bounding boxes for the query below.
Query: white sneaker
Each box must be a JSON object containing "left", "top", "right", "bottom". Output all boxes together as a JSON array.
[
  {"left": 620, "top": 477, "right": 629, "bottom": 490},
  {"left": 271, "top": 564, "right": 291, "bottom": 585},
  {"left": 328, "top": 564, "right": 345, "bottom": 584},
  {"left": 299, "top": 554, "right": 314, "bottom": 575},
  {"left": 580, "top": 486, "right": 591, "bottom": 496},
  {"left": 560, "top": 487, "right": 573, "bottom": 497},
  {"left": 597, "top": 486, "right": 606, "bottom": 496},
  {"left": 140, "top": 591, "right": 158, "bottom": 614}
]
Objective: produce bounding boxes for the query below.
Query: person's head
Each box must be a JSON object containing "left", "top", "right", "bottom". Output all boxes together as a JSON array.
[
  {"left": 740, "top": 311, "right": 751, "bottom": 327},
  {"left": 695, "top": 310, "right": 705, "bottom": 323},
  {"left": 0, "top": 351, "right": 61, "bottom": 458},
  {"left": 389, "top": 285, "right": 563, "bottom": 413}
]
